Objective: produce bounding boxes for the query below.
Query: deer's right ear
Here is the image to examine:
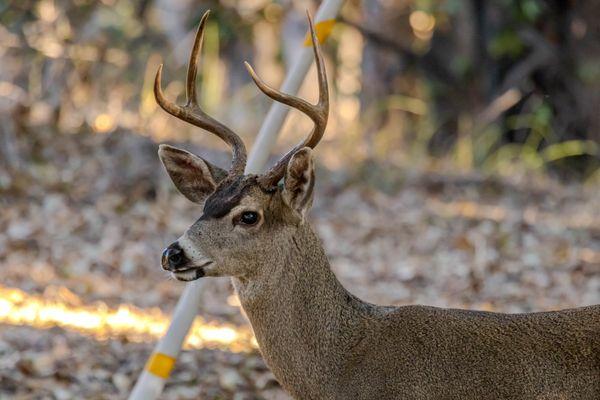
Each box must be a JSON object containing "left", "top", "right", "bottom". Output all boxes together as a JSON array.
[
  {"left": 158, "top": 144, "right": 227, "bottom": 204},
  {"left": 282, "top": 147, "right": 315, "bottom": 218}
]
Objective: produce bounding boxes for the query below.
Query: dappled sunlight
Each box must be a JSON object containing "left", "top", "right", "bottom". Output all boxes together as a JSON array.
[
  {"left": 92, "top": 113, "right": 116, "bottom": 133},
  {"left": 409, "top": 10, "right": 435, "bottom": 41},
  {"left": 0, "top": 285, "right": 256, "bottom": 353}
]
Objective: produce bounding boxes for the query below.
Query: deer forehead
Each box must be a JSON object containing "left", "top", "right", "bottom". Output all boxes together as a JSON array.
[
  {"left": 228, "top": 198, "right": 268, "bottom": 232},
  {"left": 202, "top": 177, "right": 272, "bottom": 220},
  {"left": 228, "top": 195, "right": 265, "bottom": 216}
]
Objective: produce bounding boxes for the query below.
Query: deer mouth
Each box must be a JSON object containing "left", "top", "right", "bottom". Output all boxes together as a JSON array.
[{"left": 171, "top": 261, "right": 212, "bottom": 281}]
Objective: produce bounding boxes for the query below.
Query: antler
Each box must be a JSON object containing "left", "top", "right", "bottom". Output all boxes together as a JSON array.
[
  {"left": 245, "top": 11, "right": 329, "bottom": 188},
  {"left": 154, "top": 11, "right": 247, "bottom": 176}
]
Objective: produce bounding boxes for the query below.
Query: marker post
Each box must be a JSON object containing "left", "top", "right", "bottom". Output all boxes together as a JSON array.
[{"left": 128, "top": 1, "right": 344, "bottom": 398}]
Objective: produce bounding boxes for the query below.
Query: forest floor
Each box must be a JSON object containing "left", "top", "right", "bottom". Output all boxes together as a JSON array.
[{"left": 1, "top": 131, "right": 599, "bottom": 399}]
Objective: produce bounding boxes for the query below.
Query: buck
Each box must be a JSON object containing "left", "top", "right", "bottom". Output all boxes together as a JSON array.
[{"left": 155, "top": 11, "right": 600, "bottom": 400}]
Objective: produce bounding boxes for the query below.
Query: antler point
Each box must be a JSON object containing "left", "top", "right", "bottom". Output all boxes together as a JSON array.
[{"left": 244, "top": 61, "right": 255, "bottom": 75}]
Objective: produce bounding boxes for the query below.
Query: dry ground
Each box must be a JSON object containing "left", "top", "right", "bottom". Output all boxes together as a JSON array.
[{"left": 1, "top": 132, "right": 599, "bottom": 399}]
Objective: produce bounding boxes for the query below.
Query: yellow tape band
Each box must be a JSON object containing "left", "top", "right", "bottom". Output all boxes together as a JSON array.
[
  {"left": 145, "top": 352, "right": 176, "bottom": 379},
  {"left": 303, "top": 19, "right": 336, "bottom": 46}
]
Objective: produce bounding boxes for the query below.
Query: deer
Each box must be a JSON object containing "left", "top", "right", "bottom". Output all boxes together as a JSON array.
[{"left": 155, "top": 11, "right": 600, "bottom": 400}]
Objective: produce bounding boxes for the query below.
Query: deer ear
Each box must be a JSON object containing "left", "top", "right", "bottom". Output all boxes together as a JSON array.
[
  {"left": 282, "top": 147, "right": 315, "bottom": 217},
  {"left": 159, "top": 144, "right": 227, "bottom": 204}
]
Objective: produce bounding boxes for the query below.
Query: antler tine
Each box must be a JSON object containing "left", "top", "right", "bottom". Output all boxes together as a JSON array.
[
  {"left": 185, "top": 10, "right": 209, "bottom": 107},
  {"left": 247, "top": 11, "right": 329, "bottom": 187},
  {"left": 154, "top": 10, "right": 247, "bottom": 176}
]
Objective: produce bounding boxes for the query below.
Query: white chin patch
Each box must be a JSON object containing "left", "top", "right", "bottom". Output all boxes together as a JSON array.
[{"left": 172, "top": 269, "right": 201, "bottom": 281}]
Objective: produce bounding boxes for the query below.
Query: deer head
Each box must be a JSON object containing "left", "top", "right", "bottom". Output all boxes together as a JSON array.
[{"left": 158, "top": 11, "right": 328, "bottom": 282}]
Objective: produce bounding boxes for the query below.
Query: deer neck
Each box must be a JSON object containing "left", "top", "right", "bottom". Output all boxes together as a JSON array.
[{"left": 232, "top": 223, "right": 373, "bottom": 398}]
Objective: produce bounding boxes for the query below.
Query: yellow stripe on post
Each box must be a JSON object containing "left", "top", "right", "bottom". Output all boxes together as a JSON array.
[
  {"left": 145, "top": 352, "right": 176, "bottom": 379},
  {"left": 303, "top": 19, "right": 336, "bottom": 46}
]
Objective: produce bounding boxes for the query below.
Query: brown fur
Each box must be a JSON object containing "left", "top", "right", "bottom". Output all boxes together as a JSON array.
[
  {"left": 234, "top": 222, "right": 600, "bottom": 399},
  {"left": 160, "top": 146, "right": 600, "bottom": 399}
]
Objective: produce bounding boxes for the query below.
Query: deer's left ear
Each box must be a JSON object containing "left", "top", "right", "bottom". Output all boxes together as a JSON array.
[{"left": 282, "top": 147, "right": 315, "bottom": 217}]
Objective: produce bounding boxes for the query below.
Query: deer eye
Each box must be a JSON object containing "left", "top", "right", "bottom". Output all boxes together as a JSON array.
[{"left": 238, "top": 211, "right": 259, "bottom": 226}]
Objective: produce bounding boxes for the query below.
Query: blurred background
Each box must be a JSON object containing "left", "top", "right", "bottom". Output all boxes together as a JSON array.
[{"left": 1, "top": 0, "right": 599, "bottom": 398}]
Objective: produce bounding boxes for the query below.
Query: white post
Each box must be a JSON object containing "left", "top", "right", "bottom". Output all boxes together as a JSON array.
[
  {"left": 128, "top": 1, "right": 344, "bottom": 398},
  {"left": 246, "top": 0, "right": 344, "bottom": 173}
]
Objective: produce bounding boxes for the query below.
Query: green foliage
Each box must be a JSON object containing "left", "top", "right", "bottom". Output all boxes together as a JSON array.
[
  {"left": 478, "top": 101, "right": 597, "bottom": 176},
  {"left": 519, "top": 0, "right": 543, "bottom": 22},
  {"left": 543, "top": 140, "right": 598, "bottom": 163},
  {"left": 578, "top": 61, "right": 600, "bottom": 84},
  {"left": 489, "top": 30, "right": 524, "bottom": 59},
  {"left": 2, "top": 0, "right": 597, "bottom": 184}
]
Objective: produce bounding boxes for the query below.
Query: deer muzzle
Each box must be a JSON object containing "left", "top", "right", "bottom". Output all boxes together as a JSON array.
[
  {"left": 162, "top": 240, "right": 212, "bottom": 281},
  {"left": 162, "top": 242, "right": 189, "bottom": 271}
]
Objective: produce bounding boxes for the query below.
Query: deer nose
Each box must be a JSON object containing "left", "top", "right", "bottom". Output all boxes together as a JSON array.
[{"left": 162, "top": 242, "right": 186, "bottom": 271}]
